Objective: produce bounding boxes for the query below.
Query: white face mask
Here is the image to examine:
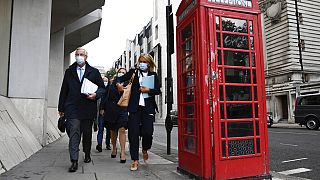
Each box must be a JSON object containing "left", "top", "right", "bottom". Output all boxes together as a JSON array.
[
  {"left": 75, "top": 56, "right": 85, "bottom": 65},
  {"left": 104, "top": 82, "right": 108, "bottom": 86},
  {"left": 117, "top": 72, "right": 125, "bottom": 77}
]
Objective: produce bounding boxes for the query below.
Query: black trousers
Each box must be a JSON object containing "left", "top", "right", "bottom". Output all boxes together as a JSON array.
[
  {"left": 128, "top": 106, "right": 154, "bottom": 160},
  {"left": 66, "top": 118, "right": 93, "bottom": 162}
]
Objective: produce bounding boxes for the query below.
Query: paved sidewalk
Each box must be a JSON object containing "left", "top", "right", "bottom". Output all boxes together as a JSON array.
[
  {"left": 0, "top": 125, "right": 310, "bottom": 180},
  {"left": 0, "top": 135, "right": 186, "bottom": 180}
]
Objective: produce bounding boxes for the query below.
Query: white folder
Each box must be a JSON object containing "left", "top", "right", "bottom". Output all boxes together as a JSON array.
[{"left": 81, "top": 78, "right": 98, "bottom": 95}]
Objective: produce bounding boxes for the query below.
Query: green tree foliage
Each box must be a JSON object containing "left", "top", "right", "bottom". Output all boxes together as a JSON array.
[{"left": 105, "top": 68, "right": 117, "bottom": 80}]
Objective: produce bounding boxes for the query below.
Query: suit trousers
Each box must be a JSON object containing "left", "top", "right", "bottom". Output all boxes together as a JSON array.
[
  {"left": 128, "top": 105, "right": 154, "bottom": 160},
  {"left": 66, "top": 118, "right": 93, "bottom": 162}
]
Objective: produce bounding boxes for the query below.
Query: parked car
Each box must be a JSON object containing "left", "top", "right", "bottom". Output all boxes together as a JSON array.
[
  {"left": 294, "top": 93, "right": 320, "bottom": 130},
  {"left": 267, "top": 112, "right": 273, "bottom": 128}
]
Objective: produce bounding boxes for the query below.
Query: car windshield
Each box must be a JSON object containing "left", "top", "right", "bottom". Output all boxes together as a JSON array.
[{"left": 299, "top": 95, "right": 320, "bottom": 105}]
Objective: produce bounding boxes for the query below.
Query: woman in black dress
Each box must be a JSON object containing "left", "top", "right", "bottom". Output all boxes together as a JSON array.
[{"left": 104, "top": 68, "right": 128, "bottom": 163}]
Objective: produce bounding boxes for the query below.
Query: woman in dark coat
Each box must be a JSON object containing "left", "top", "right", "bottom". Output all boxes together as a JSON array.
[
  {"left": 104, "top": 68, "right": 128, "bottom": 163},
  {"left": 115, "top": 54, "right": 161, "bottom": 171}
]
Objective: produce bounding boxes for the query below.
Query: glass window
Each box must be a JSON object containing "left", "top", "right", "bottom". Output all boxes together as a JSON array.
[
  {"left": 221, "top": 122, "right": 226, "bottom": 138},
  {"left": 256, "top": 138, "right": 261, "bottom": 153},
  {"left": 222, "top": 140, "right": 226, "bottom": 157},
  {"left": 184, "top": 137, "right": 196, "bottom": 152},
  {"left": 182, "top": 24, "right": 192, "bottom": 41},
  {"left": 250, "top": 36, "right": 254, "bottom": 50},
  {"left": 226, "top": 104, "right": 253, "bottom": 119},
  {"left": 249, "top": 21, "right": 253, "bottom": 35},
  {"left": 224, "top": 51, "right": 250, "bottom": 67},
  {"left": 251, "top": 53, "right": 256, "bottom": 67},
  {"left": 185, "top": 119, "right": 195, "bottom": 134},
  {"left": 182, "top": 40, "right": 192, "bottom": 57},
  {"left": 256, "top": 121, "right": 260, "bottom": 136},
  {"left": 300, "top": 95, "right": 320, "bottom": 105},
  {"left": 184, "top": 105, "right": 195, "bottom": 118},
  {"left": 225, "top": 69, "right": 251, "bottom": 84},
  {"left": 182, "top": 56, "right": 193, "bottom": 73},
  {"left": 228, "top": 139, "right": 254, "bottom": 156},
  {"left": 218, "top": 50, "right": 222, "bottom": 64},
  {"left": 227, "top": 122, "right": 254, "bottom": 137},
  {"left": 220, "top": 104, "right": 225, "bottom": 119},
  {"left": 223, "top": 34, "right": 249, "bottom": 49},
  {"left": 222, "top": 17, "right": 247, "bottom": 33},
  {"left": 226, "top": 86, "right": 252, "bottom": 101},
  {"left": 183, "top": 87, "right": 195, "bottom": 102},
  {"left": 216, "top": 16, "right": 220, "bottom": 30},
  {"left": 182, "top": 71, "right": 195, "bottom": 87}
]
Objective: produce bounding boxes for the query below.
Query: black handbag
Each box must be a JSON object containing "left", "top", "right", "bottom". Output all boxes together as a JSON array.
[{"left": 58, "top": 116, "right": 66, "bottom": 133}]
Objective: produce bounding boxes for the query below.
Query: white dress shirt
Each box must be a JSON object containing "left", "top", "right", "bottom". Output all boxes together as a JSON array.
[
  {"left": 77, "top": 64, "right": 86, "bottom": 81},
  {"left": 138, "top": 72, "right": 148, "bottom": 106}
]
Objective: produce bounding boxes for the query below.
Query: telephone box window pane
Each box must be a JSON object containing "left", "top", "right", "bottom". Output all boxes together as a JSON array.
[
  {"left": 226, "top": 104, "right": 253, "bottom": 119},
  {"left": 257, "top": 138, "right": 261, "bottom": 153},
  {"left": 254, "top": 86, "right": 257, "bottom": 101},
  {"left": 253, "top": 70, "right": 257, "bottom": 83},
  {"left": 219, "top": 85, "right": 224, "bottom": 101},
  {"left": 216, "top": 16, "right": 220, "bottom": 30},
  {"left": 256, "top": 121, "right": 260, "bottom": 136},
  {"left": 183, "top": 88, "right": 195, "bottom": 102},
  {"left": 222, "top": 17, "right": 247, "bottom": 33},
  {"left": 226, "top": 86, "right": 252, "bottom": 101},
  {"left": 228, "top": 139, "right": 254, "bottom": 156},
  {"left": 255, "top": 104, "right": 259, "bottom": 118},
  {"left": 182, "top": 24, "right": 192, "bottom": 41},
  {"left": 185, "top": 119, "right": 195, "bottom": 134},
  {"left": 184, "top": 137, "right": 196, "bottom": 152},
  {"left": 216, "top": 33, "right": 221, "bottom": 47},
  {"left": 250, "top": 36, "right": 254, "bottom": 50},
  {"left": 182, "top": 56, "right": 193, "bottom": 73},
  {"left": 218, "top": 50, "right": 222, "bottom": 65},
  {"left": 221, "top": 122, "right": 226, "bottom": 138},
  {"left": 249, "top": 21, "right": 253, "bottom": 35},
  {"left": 184, "top": 105, "right": 195, "bottom": 118},
  {"left": 220, "top": 104, "right": 225, "bottom": 119},
  {"left": 182, "top": 70, "right": 195, "bottom": 87},
  {"left": 223, "top": 34, "right": 248, "bottom": 49},
  {"left": 252, "top": 53, "right": 256, "bottom": 67},
  {"left": 227, "top": 122, "right": 254, "bottom": 137},
  {"left": 225, "top": 69, "right": 251, "bottom": 83},
  {"left": 222, "top": 141, "right": 226, "bottom": 157},
  {"left": 224, "top": 51, "right": 250, "bottom": 67},
  {"left": 182, "top": 40, "right": 192, "bottom": 57}
]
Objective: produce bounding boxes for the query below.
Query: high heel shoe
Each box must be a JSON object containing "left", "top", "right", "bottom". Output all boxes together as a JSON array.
[
  {"left": 111, "top": 149, "right": 117, "bottom": 158},
  {"left": 130, "top": 161, "right": 139, "bottom": 171},
  {"left": 120, "top": 153, "right": 126, "bottom": 163}
]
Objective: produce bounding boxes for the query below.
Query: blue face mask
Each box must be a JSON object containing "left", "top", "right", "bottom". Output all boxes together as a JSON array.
[{"left": 139, "top": 63, "right": 148, "bottom": 71}]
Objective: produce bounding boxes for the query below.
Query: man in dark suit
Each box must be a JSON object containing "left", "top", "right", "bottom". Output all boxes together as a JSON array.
[{"left": 58, "top": 47, "right": 105, "bottom": 172}]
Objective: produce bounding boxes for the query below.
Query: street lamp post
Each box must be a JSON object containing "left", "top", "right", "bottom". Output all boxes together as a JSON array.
[{"left": 165, "top": 0, "right": 174, "bottom": 155}]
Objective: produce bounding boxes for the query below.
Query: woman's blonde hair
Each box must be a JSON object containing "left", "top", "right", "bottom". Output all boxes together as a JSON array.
[{"left": 138, "top": 54, "right": 156, "bottom": 72}]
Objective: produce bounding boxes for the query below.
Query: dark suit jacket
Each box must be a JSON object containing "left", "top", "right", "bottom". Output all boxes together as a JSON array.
[
  {"left": 58, "top": 62, "right": 105, "bottom": 120},
  {"left": 116, "top": 68, "right": 161, "bottom": 114}
]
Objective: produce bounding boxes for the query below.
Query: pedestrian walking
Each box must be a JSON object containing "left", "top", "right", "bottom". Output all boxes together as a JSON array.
[
  {"left": 96, "top": 77, "right": 111, "bottom": 152},
  {"left": 104, "top": 68, "right": 129, "bottom": 163},
  {"left": 58, "top": 47, "right": 105, "bottom": 172},
  {"left": 116, "top": 54, "right": 161, "bottom": 171}
]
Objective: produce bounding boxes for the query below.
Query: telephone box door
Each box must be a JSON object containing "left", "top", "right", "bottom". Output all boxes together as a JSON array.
[{"left": 209, "top": 9, "right": 269, "bottom": 179}]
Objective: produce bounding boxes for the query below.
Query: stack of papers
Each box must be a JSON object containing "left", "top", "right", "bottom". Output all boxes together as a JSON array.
[
  {"left": 142, "top": 75, "right": 154, "bottom": 98},
  {"left": 81, "top": 78, "right": 98, "bottom": 95}
]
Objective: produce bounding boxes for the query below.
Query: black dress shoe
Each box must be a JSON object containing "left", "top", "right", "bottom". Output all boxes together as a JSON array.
[
  {"left": 84, "top": 155, "right": 91, "bottom": 163},
  {"left": 68, "top": 161, "right": 78, "bottom": 172},
  {"left": 106, "top": 144, "right": 111, "bottom": 150},
  {"left": 96, "top": 144, "right": 102, "bottom": 152}
]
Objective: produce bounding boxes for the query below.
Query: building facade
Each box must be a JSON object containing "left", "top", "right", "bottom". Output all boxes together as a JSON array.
[
  {"left": 0, "top": 0, "right": 104, "bottom": 173},
  {"left": 260, "top": 0, "right": 320, "bottom": 123},
  {"left": 113, "top": 0, "right": 181, "bottom": 123}
]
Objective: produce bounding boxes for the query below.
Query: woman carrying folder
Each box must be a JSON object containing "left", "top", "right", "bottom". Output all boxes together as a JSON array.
[{"left": 116, "top": 54, "right": 161, "bottom": 171}]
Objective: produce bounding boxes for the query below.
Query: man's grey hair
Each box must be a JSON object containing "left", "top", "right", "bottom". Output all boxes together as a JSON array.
[{"left": 75, "top": 47, "right": 88, "bottom": 57}]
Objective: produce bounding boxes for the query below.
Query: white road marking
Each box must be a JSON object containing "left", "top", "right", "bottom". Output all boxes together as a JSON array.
[
  {"left": 282, "top": 158, "right": 308, "bottom": 163},
  {"left": 278, "top": 168, "right": 312, "bottom": 175},
  {"left": 269, "top": 131, "right": 318, "bottom": 136},
  {"left": 280, "top": 143, "right": 298, "bottom": 147}
]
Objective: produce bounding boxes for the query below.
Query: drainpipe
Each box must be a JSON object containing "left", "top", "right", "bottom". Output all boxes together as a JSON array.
[{"left": 294, "top": 0, "right": 304, "bottom": 82}]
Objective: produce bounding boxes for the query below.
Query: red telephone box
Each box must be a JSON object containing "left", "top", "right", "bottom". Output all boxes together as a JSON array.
[{"left": 176, "top": 0, "right": 270, "bottom": 179}]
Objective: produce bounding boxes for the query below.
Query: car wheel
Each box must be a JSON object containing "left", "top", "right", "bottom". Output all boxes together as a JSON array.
[{"left": 306, "top": 117, "right": 320, "bottom": 130}]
